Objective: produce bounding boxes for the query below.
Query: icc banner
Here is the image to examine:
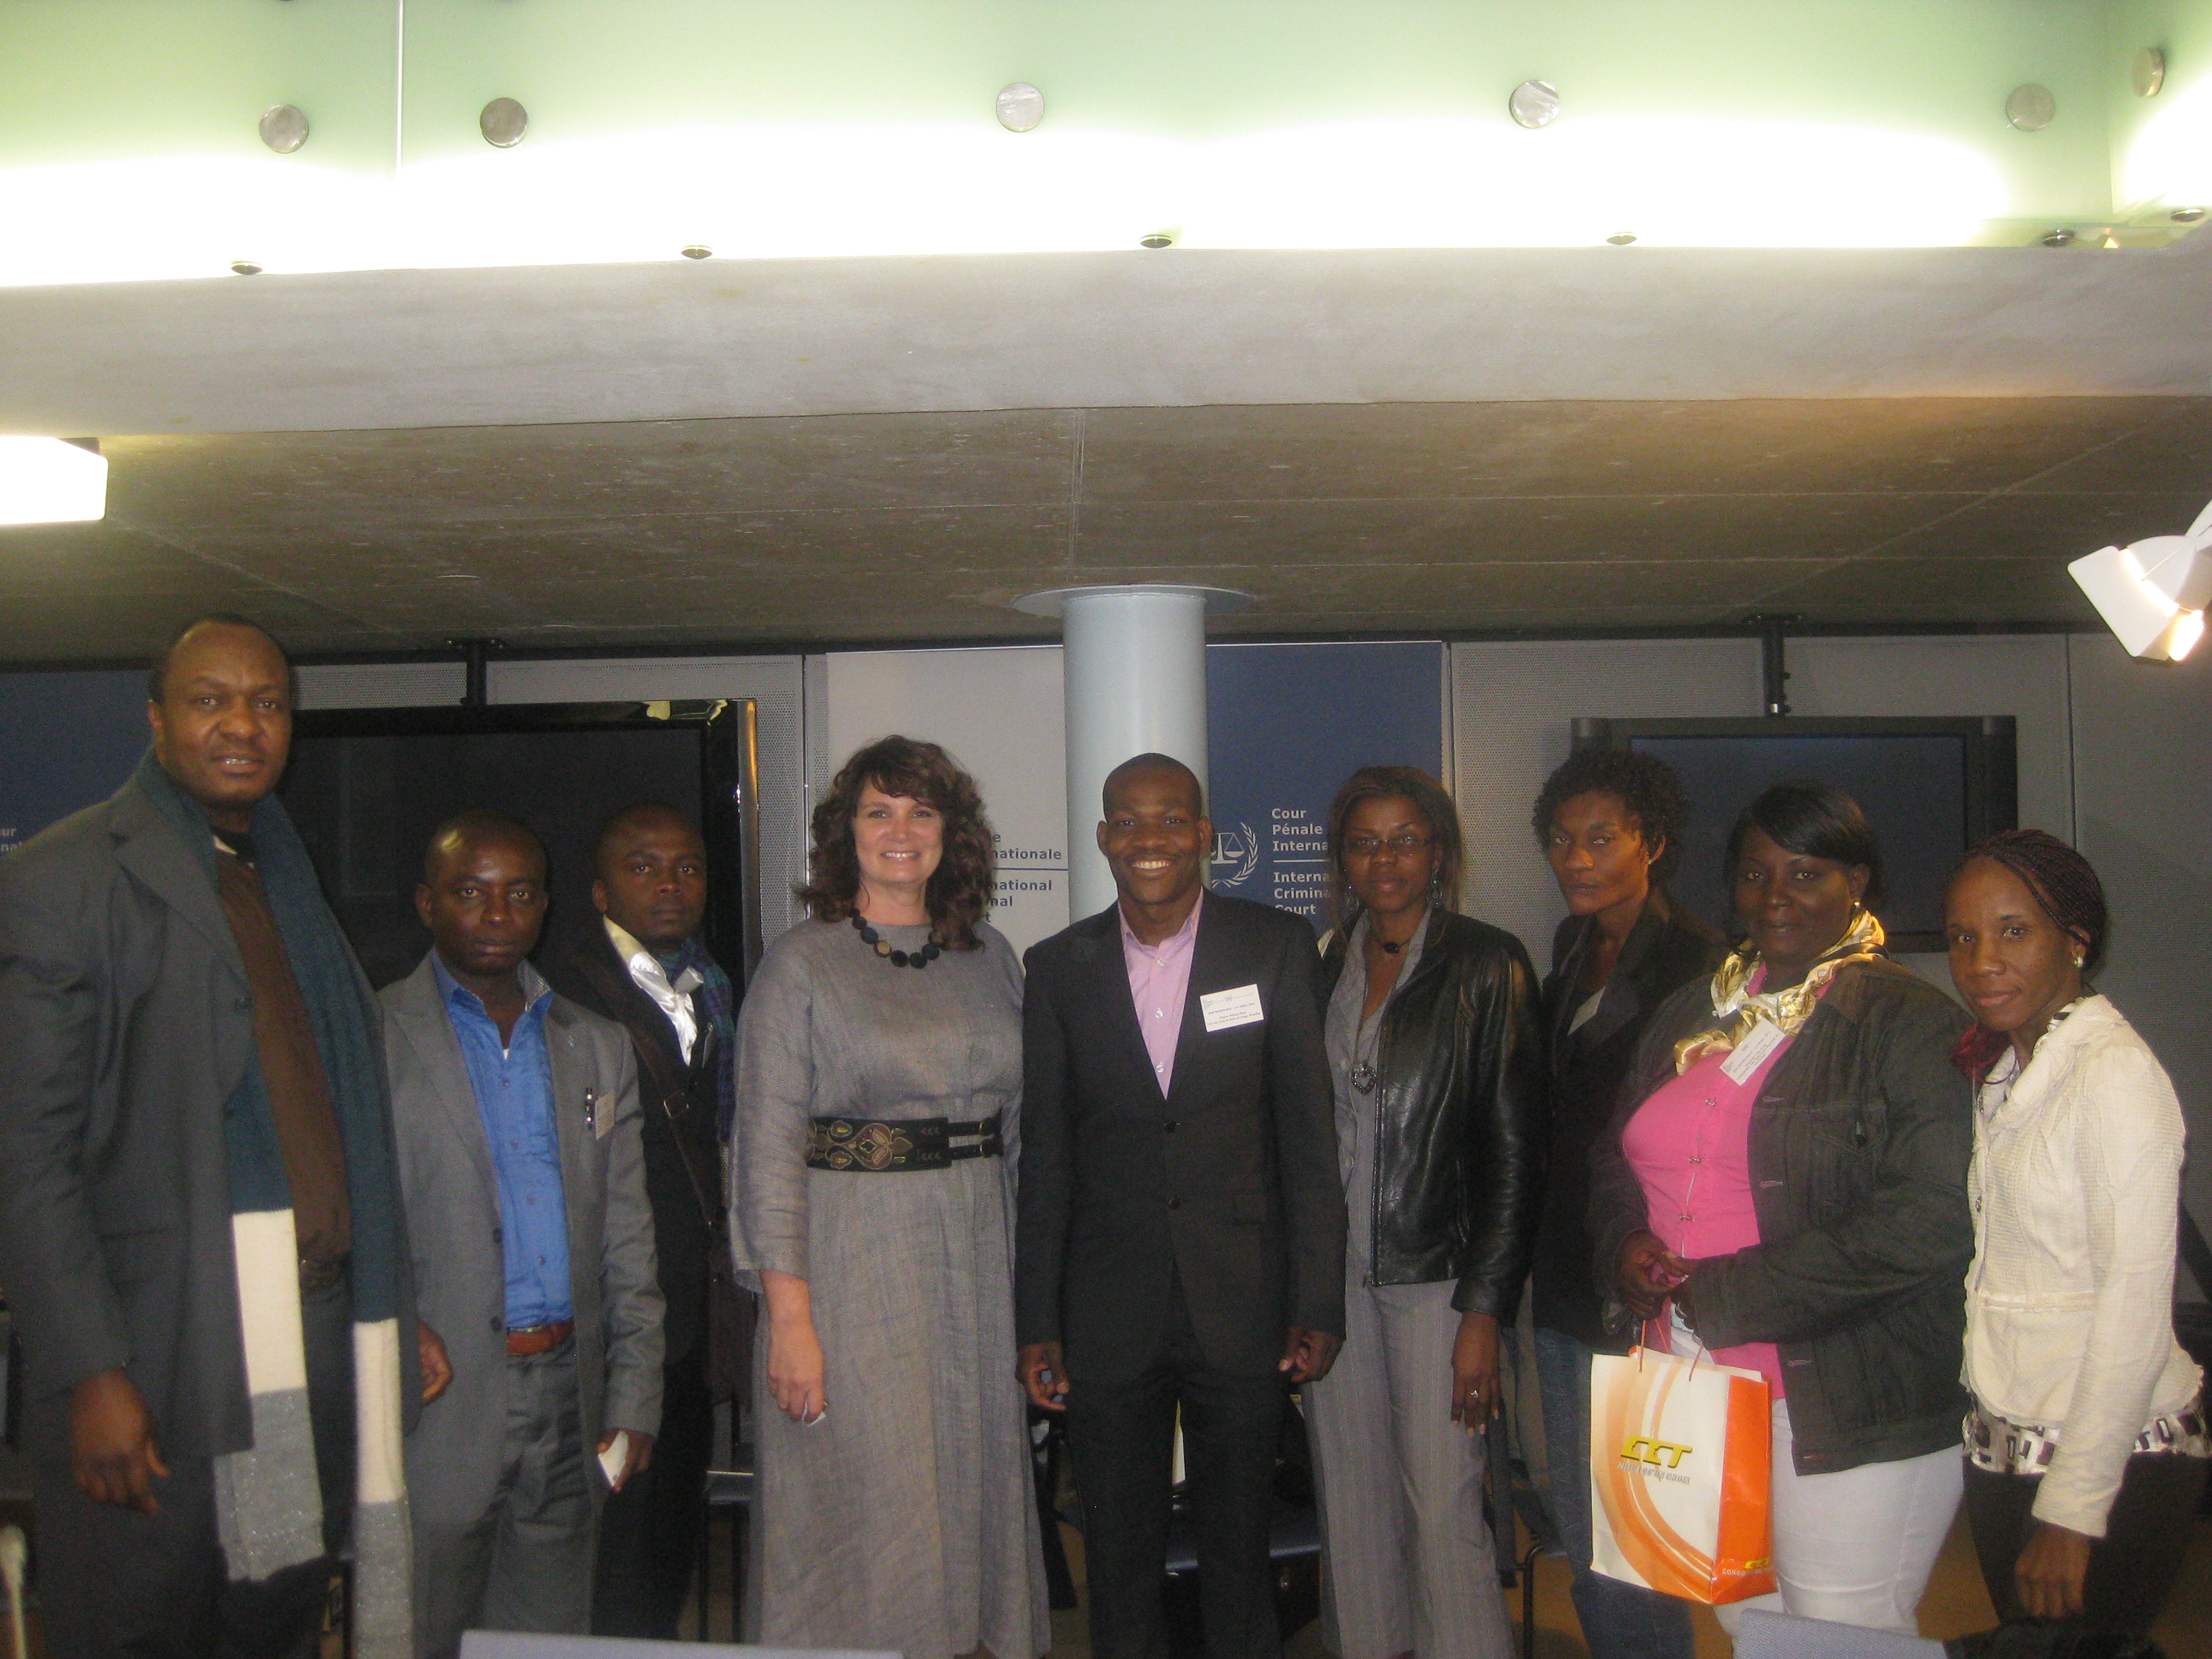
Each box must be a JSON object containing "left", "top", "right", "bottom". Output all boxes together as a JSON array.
[{"left": 1205, "top": 642, "right": 1445, "bottom": 933}]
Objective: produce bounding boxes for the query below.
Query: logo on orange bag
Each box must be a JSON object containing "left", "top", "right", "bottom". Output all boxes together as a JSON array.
[{"left": 1620, "top": 1435, "right": 1693, "bottom": 1469}]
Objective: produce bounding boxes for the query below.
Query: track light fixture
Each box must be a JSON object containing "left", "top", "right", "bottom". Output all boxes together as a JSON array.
[{"left": 2069, "top": 497, "right": 2212, "bottom": 661}]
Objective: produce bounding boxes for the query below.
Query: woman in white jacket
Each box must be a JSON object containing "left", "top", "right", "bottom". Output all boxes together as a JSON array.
[{"left": 1943, "top": 830, "right": 2207, "bottom": 1637}]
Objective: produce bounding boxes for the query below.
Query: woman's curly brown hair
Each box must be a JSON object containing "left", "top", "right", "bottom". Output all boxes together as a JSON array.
[{"left": 798, "top": 735, "right": 997, "bottom": 949}]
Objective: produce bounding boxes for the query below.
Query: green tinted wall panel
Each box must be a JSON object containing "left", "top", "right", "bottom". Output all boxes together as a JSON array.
[
  {"left": 2104, "top": 0, "right": 2212, "bottom": 211},
  {"left": 0, "top": 0, "right": 397, "bottom": 175},
  {"left": 0, "top": 0, "right": 2199, "bottom": 270}
]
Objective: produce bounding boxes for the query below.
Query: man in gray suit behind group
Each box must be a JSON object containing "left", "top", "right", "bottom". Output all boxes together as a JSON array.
[{"left": 381, "top": 809, "right": 663, "bottom": 1658}]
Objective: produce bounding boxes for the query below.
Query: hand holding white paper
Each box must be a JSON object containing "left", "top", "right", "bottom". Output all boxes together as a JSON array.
[{"left": 598, "top": 1429, "right": 629, "bottom": 1488}]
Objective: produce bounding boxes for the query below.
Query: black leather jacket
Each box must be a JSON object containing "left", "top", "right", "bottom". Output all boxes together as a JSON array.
[
  {"left": 1588, "top": 957, "right": 1974, "bottom": 1475},
  {"left": 1534, "top": 893, "right": 1726, "bottom": 1349},
  {"left": 1318, "top": 909, "right": 1547, "bottom": 1317}
]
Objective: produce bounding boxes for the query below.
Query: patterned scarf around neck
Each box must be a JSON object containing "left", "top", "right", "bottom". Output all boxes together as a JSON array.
[
  {"left": 1673, "top": 905, "right": 1887, "bottom": 1074},
  {"left": 136, "top": 752, "right": 414, "bottom": 1658}
]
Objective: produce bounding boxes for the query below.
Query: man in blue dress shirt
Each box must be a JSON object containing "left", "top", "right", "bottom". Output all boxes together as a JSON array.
[{"left": 381, "top": 811, "right": 663, "bottom": 1657}]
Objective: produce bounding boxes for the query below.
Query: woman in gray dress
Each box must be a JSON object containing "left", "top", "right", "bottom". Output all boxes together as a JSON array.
[{"left": 731, "top": 735, "right": 1049, "bottom": 1659}]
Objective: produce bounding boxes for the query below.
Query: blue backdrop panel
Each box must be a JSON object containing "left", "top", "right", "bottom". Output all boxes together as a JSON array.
[
  {"left": 0, "top": 670, "right": 149, "bottom": 856},
  {"left": 1206, "top": 642, "right": 1445, "bottom": 931}
]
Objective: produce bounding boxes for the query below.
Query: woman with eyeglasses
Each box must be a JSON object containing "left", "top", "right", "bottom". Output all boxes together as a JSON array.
[
  {"left": 1944, "top": 831, "right": 2206, "bottom": 1638},
  {"left": 1587, "top": 779, "right": 1975, "bottom": 1635},
  {"left": 1303, "top": 766, "right": 1544, "bottom": 1659}
]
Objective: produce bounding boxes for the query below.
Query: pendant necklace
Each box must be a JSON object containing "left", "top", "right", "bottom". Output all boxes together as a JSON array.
[
  {"left": 1349, "top": 1008, "right": 1383, "bottom": 1094},
  {"left": 1352, "top": 918, "right": 1414, "bottom": 1090}
]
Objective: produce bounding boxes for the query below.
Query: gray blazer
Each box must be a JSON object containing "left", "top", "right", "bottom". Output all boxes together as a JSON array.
[
  {"left": 0, "top": 771, "right": 419, "bottom": 1457},
  {"left": 380, "top": 954, "right": 663, "bottom": 1523}
]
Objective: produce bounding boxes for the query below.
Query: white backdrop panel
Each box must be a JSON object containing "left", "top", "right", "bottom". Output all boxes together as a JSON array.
[{"left": 823, "top": 646, "right": 1070, "bottom": 959}]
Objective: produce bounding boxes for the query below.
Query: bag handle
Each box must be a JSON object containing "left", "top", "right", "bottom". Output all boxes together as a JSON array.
[{"left": 1630, "top": 1316, "right": 1709, "bottom": 1376}]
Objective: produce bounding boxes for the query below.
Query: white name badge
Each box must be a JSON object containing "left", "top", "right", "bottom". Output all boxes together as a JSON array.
[
  {"left": 1719, "top": 1017, "right": 1786, "bottom": 1084},
  {"left": 1200, "top": 983, "right": 1266, "bottom": 1032}
]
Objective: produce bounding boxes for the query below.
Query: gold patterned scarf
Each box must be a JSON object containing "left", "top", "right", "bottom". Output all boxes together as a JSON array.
[{"left": 1672, "top": 906, "right": 1887, "bottom": 1074}]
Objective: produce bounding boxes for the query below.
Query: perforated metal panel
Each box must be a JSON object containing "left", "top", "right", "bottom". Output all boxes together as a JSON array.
[{"left": 296, "top": 660, "right": 466, "bottom": 709}]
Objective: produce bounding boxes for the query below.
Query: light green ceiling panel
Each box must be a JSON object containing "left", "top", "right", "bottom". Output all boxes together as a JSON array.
[
  {"left": 0, "top": 0, "right": 396, "bottom": 173},
  {"left": 1, "top": 0, "right": 2206, "bottom": 284}
]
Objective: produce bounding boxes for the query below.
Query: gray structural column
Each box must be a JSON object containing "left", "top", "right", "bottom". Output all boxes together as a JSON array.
[{"left": 1013, "top": 583, "right": 1248, "bottom": 917}]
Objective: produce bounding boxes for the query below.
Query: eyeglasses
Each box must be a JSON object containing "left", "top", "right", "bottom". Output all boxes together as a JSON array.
[{"left": 1344, "top": 834, "right": 1435, "bottom": 857}]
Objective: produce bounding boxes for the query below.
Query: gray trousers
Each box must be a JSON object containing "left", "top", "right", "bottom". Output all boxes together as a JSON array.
[
  {"left": 412, "top": 1345, "right": 595, "bottom": 1659},
  {"left": 1305, "top": 1277, "right": 1513, "bottom": 1659}
]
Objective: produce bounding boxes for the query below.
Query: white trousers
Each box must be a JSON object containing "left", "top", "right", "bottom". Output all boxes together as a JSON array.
[
  {"left": 1305, "top": 1277, "right": 1513, "bottom": 1659},
  {"left": 1715, "top": 1398, "right": 1963, "bottom": 1637}
]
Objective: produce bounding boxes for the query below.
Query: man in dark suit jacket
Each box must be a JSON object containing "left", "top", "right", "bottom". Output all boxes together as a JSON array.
[
  {"left": 543, "top": 803, "right": 743, "bottom": 1639},
  {"left": 1017, "top": 754, "right": 1346, "bottom": 1659}
]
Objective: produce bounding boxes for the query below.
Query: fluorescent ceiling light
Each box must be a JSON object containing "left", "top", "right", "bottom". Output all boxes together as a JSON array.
[
  {"left": 0, "top": 113, "right": 2009, "bottom": 287},
  {"left": 2126, "top": 66, "right": 2212, "bottom": 206},
  {"left": 2068, "top": 497, "right": 2212, "bottom": 662},
  {"left": 0, "top": 436, "right": 107, "bottom": 526}
]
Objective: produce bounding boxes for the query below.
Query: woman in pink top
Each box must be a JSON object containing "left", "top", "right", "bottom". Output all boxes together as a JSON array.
[{"left": 1588, "top": 781, "right": 1973, "bottom": 1636}]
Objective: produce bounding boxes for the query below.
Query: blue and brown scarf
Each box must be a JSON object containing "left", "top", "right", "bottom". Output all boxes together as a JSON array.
[{"left": 138, "top": 753, "right": 412, "bottom": 1659}]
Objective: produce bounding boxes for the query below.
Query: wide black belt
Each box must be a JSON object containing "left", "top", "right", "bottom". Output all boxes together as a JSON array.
[{"left": 806, "top": 1111, "right": 1004, "bottom": 1172}]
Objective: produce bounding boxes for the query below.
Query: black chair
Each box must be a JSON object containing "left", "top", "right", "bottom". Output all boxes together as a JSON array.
[{"left": 697, "top": 1410, "right": 754, "bottom": 1642}]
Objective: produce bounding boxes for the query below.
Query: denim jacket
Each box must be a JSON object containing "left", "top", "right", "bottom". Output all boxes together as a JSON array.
[{"left": 1589, "top": 957, "right": 1975, "bottom": 1475}]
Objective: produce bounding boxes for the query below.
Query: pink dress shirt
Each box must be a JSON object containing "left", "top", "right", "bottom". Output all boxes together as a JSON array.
[
  {"left": 1120, "top": 890, "right": 1202, "bottom": 1095},
  {"left": 1622, "top": 1017, "right": 1797, "bottom": 1397}
]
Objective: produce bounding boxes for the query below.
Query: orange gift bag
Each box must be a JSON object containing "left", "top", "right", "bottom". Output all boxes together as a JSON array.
[{"left": 1589, "top": 1347, "right": 1777, "bottom": 1605}]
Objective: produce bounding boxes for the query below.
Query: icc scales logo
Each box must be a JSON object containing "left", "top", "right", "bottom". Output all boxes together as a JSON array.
[{"left": 1210, "top": 823, "right": 1261, "bottom": 890}]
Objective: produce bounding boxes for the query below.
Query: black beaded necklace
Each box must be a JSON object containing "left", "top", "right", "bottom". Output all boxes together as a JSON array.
[{"left": 851, "top": 911, "right": 944, "bottom": 969}]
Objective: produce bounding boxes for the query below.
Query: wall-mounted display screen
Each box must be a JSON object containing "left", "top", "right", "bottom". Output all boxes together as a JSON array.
[{"left": 1572, "top": 716, "right": 2018, "bottom": 953}]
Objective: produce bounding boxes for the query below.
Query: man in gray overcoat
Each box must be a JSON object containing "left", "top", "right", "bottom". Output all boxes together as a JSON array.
[
  {"left": 382, "top": 809, "right": 663, "bottom": 1658},
  {"left": 0, "top": 615, "right": 434, "bottom": 1659}
]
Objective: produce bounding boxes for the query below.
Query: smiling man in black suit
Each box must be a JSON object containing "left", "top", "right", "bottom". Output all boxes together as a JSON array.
[{"left": 1016, "top": 753, "right": 1346, "bottom": 1659}]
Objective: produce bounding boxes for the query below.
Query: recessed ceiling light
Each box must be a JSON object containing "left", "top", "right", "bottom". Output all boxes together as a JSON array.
[
  {"left": 2133, "top": 48, "right": 2166, "bottom": 98},
  {"left": 2039, "top": 227, "right": 2076, "bottom": 246},
  {"left": 1605, "top": 231, "right": 1637, "bottom": 245},
  {"left": 0, "top": 435, "right": 107, "bottom": 525},
  {"left": 2171, "top": 207, "right": 2206, "bottom": 223},
  {"left": 680, "top": 245, "right": 712, "bottom": 260},
  {"left": 1140, "top": 230, "right": 1175, "bottom": 249},
  {"left": 997, "top": 83, "right": 1044, "bottom": 133},
  {"left": 480, "top": 98, "right": 529, "bottom": 148},
  {"left": 1509, "top": 81, "right": 1561, "bottom": 130},
  {"left": 2007, "top": 83, "right": 2055, "bottom": 131},
  {"left": 230, "top": 259, "right": 263, "bottom": 274},
  {"left": 258, "top": 105, "right": 309, "bottom": 154}
]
